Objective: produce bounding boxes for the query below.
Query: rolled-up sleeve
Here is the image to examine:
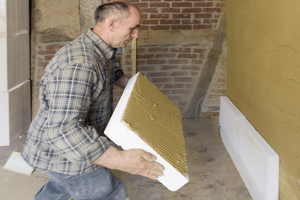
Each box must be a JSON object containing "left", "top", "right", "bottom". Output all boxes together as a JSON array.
[{"left": 45, "top": 63, "right": 110, "bottom": 164}]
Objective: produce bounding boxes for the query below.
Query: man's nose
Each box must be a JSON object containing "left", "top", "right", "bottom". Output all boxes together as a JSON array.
[{"left": 131, "top": 29, "right": 139, "bottom": 38}]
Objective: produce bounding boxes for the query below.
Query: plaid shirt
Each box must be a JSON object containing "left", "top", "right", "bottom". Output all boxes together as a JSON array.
[{"left": 22, "top": 29, "right": 124, "bottom": 175}]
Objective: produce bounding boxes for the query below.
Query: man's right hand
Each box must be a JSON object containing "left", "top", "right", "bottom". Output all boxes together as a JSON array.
[{"left": 92, "top": 146, "right": 165, "bottom": 180}]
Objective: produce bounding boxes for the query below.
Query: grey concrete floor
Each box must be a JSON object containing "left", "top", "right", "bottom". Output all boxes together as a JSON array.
[{"left": 0, "top": 119, "right": 252, "bottom": 200}]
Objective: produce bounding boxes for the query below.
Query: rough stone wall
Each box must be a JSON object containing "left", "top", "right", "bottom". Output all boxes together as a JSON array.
[{"left": 31, "top": 0, "right": 81, "bottom": 116}]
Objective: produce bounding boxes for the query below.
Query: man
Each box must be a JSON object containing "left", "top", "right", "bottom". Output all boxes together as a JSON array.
[{"left": 22, "top": 2, "right": 164, "bottom": 200}]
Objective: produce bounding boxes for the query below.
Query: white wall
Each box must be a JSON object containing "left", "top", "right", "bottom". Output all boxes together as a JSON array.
[{"left": 0, "top": 0, "right": 31, "bottom": 146}]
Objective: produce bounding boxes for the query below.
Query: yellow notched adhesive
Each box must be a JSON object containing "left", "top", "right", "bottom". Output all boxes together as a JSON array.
[{"left": 122, "top": 73, "right": 188, "bottom": 177}]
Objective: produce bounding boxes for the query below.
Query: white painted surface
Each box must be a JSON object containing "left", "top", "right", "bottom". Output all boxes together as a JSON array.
[
  {"left": 0, "top": 81, "right": 31, "bottom": 146},
  {"left": 105, "top": 73, "right": 189, "bottom": 192},
  {"left": 0, "top": 90, "right": 9, "bottom": 146},
  {"left": 220, "top": 96, "right": 279, "bottom": 200},
  {"left": 219, "top": 96, "right": 245, "bottom": 152},
  {"left": 0, "top": 38, "right": 8, "bottom": 91},
  {"left": 0, "top": 0, "right": 6, "bottom": 38}
]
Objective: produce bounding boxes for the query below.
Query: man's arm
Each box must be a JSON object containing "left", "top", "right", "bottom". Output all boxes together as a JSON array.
[
  {"left": 114, "top": 75, "right": 130, "bottom": 88},
  {"left": 92, "top": 146, "right": 164, "bottom": 180}
]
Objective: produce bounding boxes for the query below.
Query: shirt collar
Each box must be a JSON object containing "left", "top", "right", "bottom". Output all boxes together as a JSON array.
[{"left": 87, "top": 29, "right": 115, "bottom": 60}]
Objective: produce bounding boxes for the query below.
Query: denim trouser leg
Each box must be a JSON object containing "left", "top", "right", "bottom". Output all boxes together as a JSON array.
[
  {"left": 34, "top": 178, "right": 71, "bottom": 200},
  {"left": 34, "top": 167, "right": 127, "bottom": 200}
]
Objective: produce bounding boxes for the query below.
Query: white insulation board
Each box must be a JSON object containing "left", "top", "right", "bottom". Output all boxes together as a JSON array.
[
  {"left": 105, "top": 73, "right": 189, "bottom": 191},
  {"left": 220, "top": 96, "right": 279, "bottom": 200}
]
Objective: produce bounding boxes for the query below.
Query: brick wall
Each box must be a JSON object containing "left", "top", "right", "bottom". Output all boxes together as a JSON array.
[
  {"left": 33, "top": 42, "right": 67, "bottom": 115},
  {"left": 115, "top": 41, "right": 213, "bottom": 114},
  {"left": 132, "top": 0, "right": 224, "bottom": 31}
]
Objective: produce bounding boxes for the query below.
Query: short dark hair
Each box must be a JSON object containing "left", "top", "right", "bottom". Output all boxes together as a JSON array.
[{"left": 94, "top": 2, "right": 131, "bottom": 23}]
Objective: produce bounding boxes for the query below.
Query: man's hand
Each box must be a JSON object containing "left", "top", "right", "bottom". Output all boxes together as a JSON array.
[{"left": 92, "top": 146, "right": 164, "bottom": 180}]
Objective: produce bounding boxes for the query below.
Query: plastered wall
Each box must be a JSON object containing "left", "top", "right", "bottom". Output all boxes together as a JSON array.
[{"left": 226, "top": 1, "right": 300, "bottom": 199}]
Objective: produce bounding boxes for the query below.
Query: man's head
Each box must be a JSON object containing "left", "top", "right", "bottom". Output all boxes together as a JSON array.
[{"left": 93, "top": 1, "right": 141, "bottom": 48}]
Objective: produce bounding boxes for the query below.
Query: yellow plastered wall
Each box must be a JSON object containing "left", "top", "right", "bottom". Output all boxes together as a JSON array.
[{"left": 226, "top": 1, "right": 300, "bottom": 199}]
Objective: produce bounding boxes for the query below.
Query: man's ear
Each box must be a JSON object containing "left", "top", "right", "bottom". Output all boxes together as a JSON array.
[{"left": 108, "top": 19, "right": 117, "bottom": 33}]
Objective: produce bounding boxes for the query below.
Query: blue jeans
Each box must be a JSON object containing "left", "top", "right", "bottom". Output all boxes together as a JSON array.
[{"left": 34, "top": 167, "right": 127, "bottom": 200}]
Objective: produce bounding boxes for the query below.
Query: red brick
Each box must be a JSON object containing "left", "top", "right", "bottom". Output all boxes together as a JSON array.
[
  {"left": 161, "top": 20, "right": 180, "bottom": 24},
  {"left": 140, "top": 8, "right": 158, "bottom": 13},
  {"left": 172, "top": 25, "right": 192, "bottom": 30},
  {"left": 137, "top": 60, "right": 146, "bottom": 65},
  {"left": 182, "top": 8, "right": 202, "bottom": 13},
  {"left": 150, "top": 14, "right": 169, "bottom": 19},
  {"left": 138, "top": 66, "right": 157, "bottom": 71},
  {"left": 169, "top": 59, "right": 189, "bottom": 64},
  {"left": 173, "top": 14, "right": 191, "bottom": 19},
  {"left": 46, "top": 44, "right": 64, "bottom": 50},
  {"left": 163, "top": 84, "right": 184, "bottom": 89},
  {"left": 182, "top": 20, "right": 201, "bottom": 24},
  {"left": 193, "top": 24, "right": 212, "bottom": 29},
  {"left": 150, "top": 77, "right": 172, "bottom": 83},
  {"left": 195, "top": 14, "right": 213, "bottom": 18},
  {"left": 141, "top": 14, "right": 148, "bottom": 19},
  {"left": 149, "top": 47, "right": 169, "bottom": 52},
  {"left": 159, "top": 65, "right": 180, "bottom": 70},
  {"left": 190, "top": 71, "right": 199, "bottom": 76},
  {"left": 142, "top": 19, "right": 159, "bottom": 24},
  {"left": 137, "top": 54, "right": 155, "bottom": 59},
  {"left": 169, "top": 71, "right": 189, "bottom": 76},
  {"left": 178, "top": 101, "right": 187, "bottom": 107},
  {"left": 150, "top": 3, "right": 170, "bottom": 7},
  {"left": 150, "top": 25, "right": 171, "bottom": 30},
  {"left": 37, "top": 49, "right": 56, "bottom": 55},
  {"left": 134, "top": 3, "right": 148, "bottom": 8},
  {"left": 170, "top": 47, "right": 191, "bottom": 53},
  {"left": 182, "top": 43, "right": 200, "bottom": 47},
  {"left": 45, "top": 55, "right": 54, "bottom": 61},
  {"left": 147, "top": 60, "right": 167, "bottom": 65},
  {"left": 174, "top": 77, "right": 194, "bottom": 82},
  {"left": 161, "top": 8, "right": 180, "bottom": 13},
  {"left": 164, "top": 0, "right": 182, "bottom": 2},
  {"left": 178, "top": 54, "right": 198, "bottom": 58},
  {"left": 172, "top": 89, "right": 191, "bottom": 94},
  {"left": 194, "top": 2, "right": 214, "bottom": 7},
  {"left": 155, "top": 53, "right": 177, "bottom": 58},
  {"left": 147, "top": 72, "right": 168, "bottom": 77},
  {"left": 137, "top": 48, "right": 146, "bottom": 54},
  {"left": 172, "top": 2, "right": 192, "bottom": 7},
  {"left": 194, "top": 49, "right": 206, "bottom": 53}
]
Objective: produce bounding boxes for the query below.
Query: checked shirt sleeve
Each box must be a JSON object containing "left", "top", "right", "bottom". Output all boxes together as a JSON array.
[{"left": 45, "top": 63, "right": 110, "bottom": 164}]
